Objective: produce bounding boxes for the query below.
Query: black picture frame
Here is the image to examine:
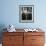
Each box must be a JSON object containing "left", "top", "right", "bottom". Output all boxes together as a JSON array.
[{"left": 19, "top": 5, "right": 34, "bottom": 23}]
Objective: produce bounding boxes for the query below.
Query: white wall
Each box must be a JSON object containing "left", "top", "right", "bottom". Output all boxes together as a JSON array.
[{"left": 0, "top": 0, "right": 46, "bottom": 29}]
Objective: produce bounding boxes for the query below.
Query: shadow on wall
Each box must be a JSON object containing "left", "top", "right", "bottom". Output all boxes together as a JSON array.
[{"left": 0, "top": 24, "right": 7, "bottom": 43}]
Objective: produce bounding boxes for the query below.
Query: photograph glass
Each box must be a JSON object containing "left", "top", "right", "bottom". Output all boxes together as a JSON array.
[{"left": 19, "top": 5, "right": 34, "bottom": 23}]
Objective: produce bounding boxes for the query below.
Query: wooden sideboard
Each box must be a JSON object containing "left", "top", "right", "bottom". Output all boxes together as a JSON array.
[{"left": 2, "top": 29, "right": 45, "bottom": 46}]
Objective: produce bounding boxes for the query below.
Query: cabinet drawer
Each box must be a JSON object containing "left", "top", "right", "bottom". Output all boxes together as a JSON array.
[
  {"left": 3, "top": 44, "right": 15, "bottom": 46},
  {"left": 24, "top": 32, "right": 44, "bottom": 36},
  {"left": 3, "top": 36, "right": 23, "bottom": 44},
  {"left": 3, "top": 32, "right": 23, "bottom": 36},
  {"left": 32, "top": 44, "right": 44, "bottom": 46},
  {"left": 24, "top": 36, "right": 32, "bottom": 46},
  {"left": 3, "top": 43, "right": 23, "bottom": 46},
  {"left": 32, "top": 36, "right": 45, "bottom": 44}
]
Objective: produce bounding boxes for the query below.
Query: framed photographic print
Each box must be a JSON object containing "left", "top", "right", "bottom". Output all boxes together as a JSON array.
[{"left": 19, "top": 5, "right": 34, "bottom": 23}]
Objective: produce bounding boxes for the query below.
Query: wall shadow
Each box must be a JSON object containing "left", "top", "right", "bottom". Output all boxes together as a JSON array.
[{"left": 0, "top": 24, "right": 7, "bottom": 43}]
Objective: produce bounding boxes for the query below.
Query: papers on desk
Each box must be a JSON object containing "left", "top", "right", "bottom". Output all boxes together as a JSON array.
[
  {"left": 24, "top": 28, "right": 38, "bottom": 32},
  {"left": 7, "top": 24, "right": 16, "bottom": 32}
]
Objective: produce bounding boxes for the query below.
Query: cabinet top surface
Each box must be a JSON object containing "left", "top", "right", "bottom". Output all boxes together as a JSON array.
[{"left": 3, "top": 29, "right": 45, "bottom": 33}]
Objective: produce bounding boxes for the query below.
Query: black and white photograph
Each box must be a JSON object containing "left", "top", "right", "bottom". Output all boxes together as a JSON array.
[{"left": 19, "top": 5, "right": 34, "bottom": 23}]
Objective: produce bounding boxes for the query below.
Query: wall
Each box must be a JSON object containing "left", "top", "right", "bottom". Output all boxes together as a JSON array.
[
  {"left": 0, "top": 0, "right": 46, "bottom": 29},
  {"left": 0, "top": 0, "right": 46, "bottom": 43}
]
